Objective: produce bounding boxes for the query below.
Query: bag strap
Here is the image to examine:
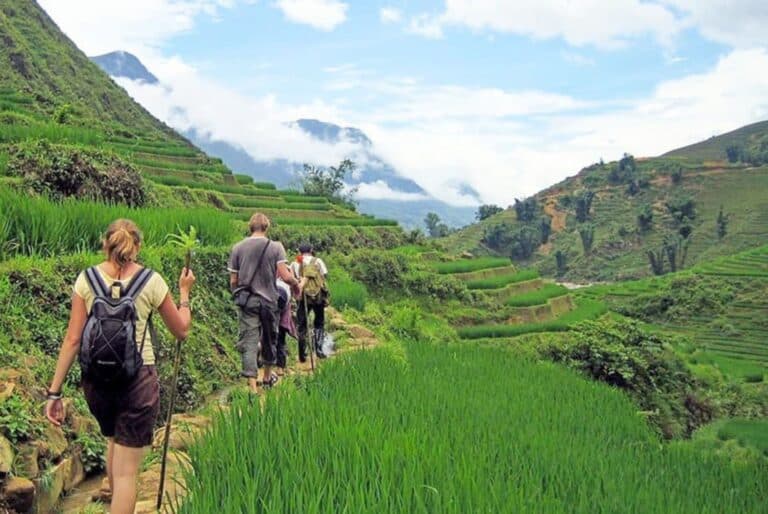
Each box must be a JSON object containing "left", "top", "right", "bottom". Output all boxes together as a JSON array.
[
  {"left": 122, "top": 268, "right": 154, "bottom": 299},
  {"left": 241, "top": 240, "right": 271, "bottom": 294},
  {"left": 138, "top": 313, "right": 154, "bottom": 356},
  {"left": 85, "top": 266, "right": 109, "bottom": 298}
]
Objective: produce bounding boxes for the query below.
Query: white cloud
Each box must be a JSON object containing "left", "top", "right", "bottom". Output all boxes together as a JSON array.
[
  {"left": 562, "top": 52, "right": 595, "bottom": 67},
  {"left": 354, "top": 181, "right": 429, "bottom": 201},
  {"left": 348, "top": 49, "right": 768, "bottom": 205},
  {"left": 408, "top": 14, "right": 444, "bottom": 39},
  {"left": 118, "top": 53, "right": 358, "bottom": 166},
  {"left": 379, "top": 7, "right": 402, "bottom": 24},
  {"left": 37, "top": 0, "right": 237, "bottom": 55},
  {"left": 272, "top": 0, "right": 348, "bottom": 31},
  {"left": 662, "top": 0, "right": 768, "bottom": 48},
  {"left": 409, "top": 0, "right": 680, "bottom": 48}
]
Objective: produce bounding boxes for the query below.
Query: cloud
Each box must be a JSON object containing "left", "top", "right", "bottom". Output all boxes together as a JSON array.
[
  {"left": 561, "top": 52, "right": 596, "bottom": 67},
  {"left": 379, "top": 7, "right": 402, "bottom": 24},
  {"left": 661, "top": 0, "right": 768, "bottom": 48},
  {"left": 37, "top": 0, "right": 237, "bottom": 55},
  {"left": 354, "top": 181, "right": 429, "bottom": 201},
  {"left": 118, "top": 53, "right": 358, "bottom": 167},
  {"left": 349, "top": 49, "right": 768, "bottom": 205},
  {"left": 272, "top": 0, "right": 349, "bottom": 31},
  {"left": 408, "top": 0, "right": 680, "bottom": 48}
]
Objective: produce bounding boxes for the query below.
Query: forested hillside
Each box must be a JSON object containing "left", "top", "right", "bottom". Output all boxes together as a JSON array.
[{"left": 445, "top": 125, "right": 768, "bottom": 282}]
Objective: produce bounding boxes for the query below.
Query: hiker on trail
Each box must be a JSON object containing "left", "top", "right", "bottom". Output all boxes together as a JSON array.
[
  {"left": 275, "top": 277, "right": 298, "bottom": 376},
  {"left": 291, "top": 243, "right": 330, "bottom": 361},
  {"left": 44, "top": 219, "right": 195, "bottom": 514},
  {"left": 228, "top": 213, "right": 301, "bottom": 393}
]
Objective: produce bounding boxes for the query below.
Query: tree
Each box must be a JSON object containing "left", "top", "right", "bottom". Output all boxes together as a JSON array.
[
  {"left": 726, "top": 145, "right": 742, "bottom": 163},
  {"left": 574, "top": 191, "right": 595, "bottom": 223},
  {"left": 637, "top": 204, "right": 653, "bottom": 233},
  {"left": 509, "top": 226, "right": 539, "bottom": 260},
  {"left": 476, "top": 204, "right": 504, "bottom": 221},
  {"left": 300, "top": 158, "right": 358, "bottom": 208},
  {"left": 670, "top": 167, "right": 683, "bottom": 185},
  {"left": 424, "top": 212, "right": 449, "bottom": 238},
  {"left": 578, "top": 224, "right": 595, "bottom": 255},
  {"left": 647, "top": 249, "right": 665, "bottom": 275},
  {"left": 716, "top": 205, "right": 729, "bottom": 239},
  {"left": 555, "top": 250, "right": 567, "bottom": 277},
  {"left": 609, "top": 153, "right": 637, "bottom": 184},
  {"left": 513, "top": 197, "right": 538, "bottom": 222},
  {"left": 665, "top": 195, "right": 696, "bottom": 223},
  {"left": 539, "top": 216, "right": 552, "bottom": 244}
]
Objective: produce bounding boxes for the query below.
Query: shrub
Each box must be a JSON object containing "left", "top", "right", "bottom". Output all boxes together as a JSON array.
[{"left": 8, "top": 141, "right": 146, "bottom": 206}]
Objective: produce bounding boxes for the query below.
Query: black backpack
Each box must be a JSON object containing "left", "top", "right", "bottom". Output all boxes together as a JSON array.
[{"left": 79, "top": 266, "right": 155, "bottom": 385}]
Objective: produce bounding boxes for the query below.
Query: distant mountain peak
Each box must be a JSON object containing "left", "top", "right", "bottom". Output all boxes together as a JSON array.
[
  {"left": 90, "top": 51, "right": 159, "bottom": 84},
  {"left": 292, "top": 119, "right": 372, "bottom": 146}
]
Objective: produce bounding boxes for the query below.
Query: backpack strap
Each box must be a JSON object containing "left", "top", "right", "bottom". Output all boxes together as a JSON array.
[
  {"left": 84, "top": 266, "right": 109, "bottom": 298},
  {"left": 122, "top": 268, "right": 155, "bottom": 299}
]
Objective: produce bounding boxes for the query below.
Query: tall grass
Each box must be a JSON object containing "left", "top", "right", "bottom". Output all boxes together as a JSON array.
[
  {"left": 146, "top": 174, "right": 280, "bottom": 197},
  {"left": 458, "top": 299, "right": 607, "bottom": 339},
  {"left": 0, "top": 188, "right": 237, "bottom": 258},
  {"left": 467, "top": 269, "right": 539, "bottom": 289},
  {"left": 505, "top": 283, "right": 569, "bottom": 306},
  {"left": 179, "top": 342, "right": 768, "bottom": 513},
  {"left": 329, "top": 270, "right": 368, "bottom": 311},
  {"left": 0, "top": 123, "right": 103, "bottom": 145},
  {"left": 433, "top": 257, "right": 510, "bottom": 274},
  {"left": 106, "top": 141, "right": 199, "bottom": 158}
]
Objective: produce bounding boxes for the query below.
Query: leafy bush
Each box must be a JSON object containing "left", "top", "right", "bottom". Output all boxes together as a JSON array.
[
  {"left": 75, "top": 430, "right": 107, "bottom": 474},
  {"left": 347, "top": 250, "right": 410, "bottom": 291},
  {"left": 0, "top": 393, "right": 40, "bottom": 443},
  {"left": 615, "top": 275, "right": 735, "bottom": 322},
  {"left": 9, "top": 141, "right": 146, "bottom": 206},
  {"left": 543, "top": 318, "right": 708, "bottom": 438}
]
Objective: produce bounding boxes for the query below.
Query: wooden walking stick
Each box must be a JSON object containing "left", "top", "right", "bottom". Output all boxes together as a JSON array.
[
  {"left": 303, "top": 291, "right": 315, "bottom": 372},
  {"left": 158, "top": 227, "right": 198, "bottom": 510}
]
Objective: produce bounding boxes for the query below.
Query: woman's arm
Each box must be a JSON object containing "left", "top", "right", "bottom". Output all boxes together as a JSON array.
[
  {"left": 158, "top": 268, "right": 195, "bottom": 341},
  {"left": 45, "top": 294, "right": 88, "bottom": 425}
]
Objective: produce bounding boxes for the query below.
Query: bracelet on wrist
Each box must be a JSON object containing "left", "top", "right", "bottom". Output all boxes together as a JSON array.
[
  {"left": 179, "top": 301, "right": 191, "bottom": 309},
  {"left": 46, "top": 389, "right": 62, "bottom": 401}
]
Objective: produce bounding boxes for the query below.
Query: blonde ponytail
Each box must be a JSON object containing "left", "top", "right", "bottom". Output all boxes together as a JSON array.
[{"left": 104, "top": 219, "right": 142, "bottom": 267}]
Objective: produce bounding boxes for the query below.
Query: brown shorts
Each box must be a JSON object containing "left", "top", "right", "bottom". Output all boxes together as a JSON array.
[{"left": 82, "top": 366, "right": 160, "bottom": 448}]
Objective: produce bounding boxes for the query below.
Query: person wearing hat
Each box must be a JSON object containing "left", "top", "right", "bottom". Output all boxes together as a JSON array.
[{"left": 291, "top": 242, "right": 329, "bottom": 361}]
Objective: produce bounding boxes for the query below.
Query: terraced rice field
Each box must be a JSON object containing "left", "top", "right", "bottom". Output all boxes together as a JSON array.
[
  {"left": 578, "top": 246, "right": 768, "bottom": 378},
  {"left": 434, "top": 257, "right": 599, "bottom": 338}
]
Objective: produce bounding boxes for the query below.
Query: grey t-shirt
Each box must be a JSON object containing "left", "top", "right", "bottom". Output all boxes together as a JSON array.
[{"left": 228, "top": 237, "right": 287, "bottom": 306}]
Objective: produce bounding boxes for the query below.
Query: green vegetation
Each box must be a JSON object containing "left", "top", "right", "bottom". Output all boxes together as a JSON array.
[
  {"left": 0, "top": 187, "right": 238, "bottom": 258},
  {"left": 180, "top": 341, "right": 768, "bottom": 513},
  {"left": 432, "top": 257, "right": 510, "bottom": 274},
  {"left": 717, "top": 419, "right": 768, "bottom": 456},
  {"left": 466, "top": 269, "right": 539, "bottom": 290},
  {"left": 505, "top": 283, "right": 568, "bottom": 306},
  {"left": 458, "top": 299, "right": 607, "bottom": 339}
]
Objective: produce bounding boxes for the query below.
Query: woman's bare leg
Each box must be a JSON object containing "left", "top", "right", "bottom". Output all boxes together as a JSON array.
[{"left": 109, "top": 443, "right": 146, "bottom": 514}]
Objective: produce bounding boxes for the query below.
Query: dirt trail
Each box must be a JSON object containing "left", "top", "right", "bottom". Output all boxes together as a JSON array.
[
  {"left": 60, "top": 308, "right": 379, "bottom": 514},
  {"left": 543, "top": 200, "right": 567, "bottom": 233}
]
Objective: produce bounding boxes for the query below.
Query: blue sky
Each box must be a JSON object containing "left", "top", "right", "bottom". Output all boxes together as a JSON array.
[{"left": 39, "top": 1, "right": 768, "bottom": 206}]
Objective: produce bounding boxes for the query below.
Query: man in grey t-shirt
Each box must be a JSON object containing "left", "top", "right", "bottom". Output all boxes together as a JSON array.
[{"left": 228, "top": 213, "right": 301, "bottom": 393}]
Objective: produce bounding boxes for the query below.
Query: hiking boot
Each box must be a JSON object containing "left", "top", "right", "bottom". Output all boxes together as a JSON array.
[
  {"left": 314, "top": 328, "right": 328, "bottom": 359},
  {"left": 298, "top": 338, "right": 308, "bottom": 363}
]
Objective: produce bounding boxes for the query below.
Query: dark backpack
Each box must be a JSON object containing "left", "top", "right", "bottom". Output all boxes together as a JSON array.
[{"left": 79, "top": 266, "right": 155, "bottom": 385}]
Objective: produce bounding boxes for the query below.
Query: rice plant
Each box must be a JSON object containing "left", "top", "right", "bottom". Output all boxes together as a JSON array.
[
  {"left": 178, "top": 342, "right": 768, "bottom": 513},
  {"left": 457, "top": 299, "right": 607, "bottom": 339},
  {"left": 0, "top": 123, "right": 103, "bottom": 145},
  {"left": 0, "top": 187, "right": 238, "bottom": 258},
  {"left": 505, "top": 283, "right": 569, "bottom": 307},
  {"left": 466, "top": 269, "right": 540, "bottom": 289},
  {"left": 433, "top": 257, "right": 510, "bottom": 274},
  {"left": 328, "top": 270, "right": 368, "bottom": 311}
]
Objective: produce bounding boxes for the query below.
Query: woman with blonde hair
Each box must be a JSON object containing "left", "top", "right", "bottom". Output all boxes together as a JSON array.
[{"left": 44, "top": 219, "right": 195, "bottom": 514}]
